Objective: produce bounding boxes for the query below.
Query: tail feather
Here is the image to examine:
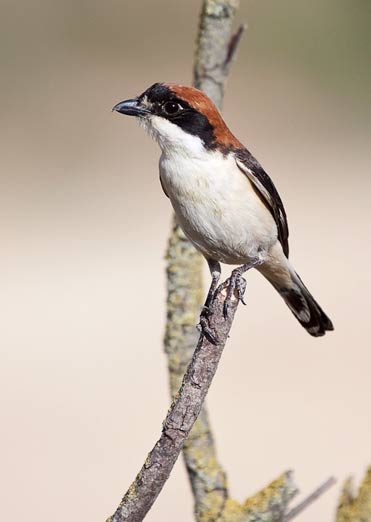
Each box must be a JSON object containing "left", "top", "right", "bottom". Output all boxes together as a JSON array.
[
  {"left": 259, "top": 252, "right": 334, "bottom": 337},
  {"left": 279, "top": 273, "right": 334, "bottom": 337}
]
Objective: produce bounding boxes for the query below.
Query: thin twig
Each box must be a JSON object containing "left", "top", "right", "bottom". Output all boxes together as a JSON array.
[
  {"left": 224, "top": 23, "right": 246, "bottom": 69},
  {"left": 285, "top": 476, "right": 337, "bottom": 521}
]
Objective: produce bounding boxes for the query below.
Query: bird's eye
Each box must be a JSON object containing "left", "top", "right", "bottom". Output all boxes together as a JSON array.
[{"left": 163, "top": 101, "right": 182, "bottom": 115}]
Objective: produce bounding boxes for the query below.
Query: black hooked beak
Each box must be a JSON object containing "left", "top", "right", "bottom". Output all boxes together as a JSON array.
[{"left": 112, "top": 98, "right": 150, "bottom": 117}]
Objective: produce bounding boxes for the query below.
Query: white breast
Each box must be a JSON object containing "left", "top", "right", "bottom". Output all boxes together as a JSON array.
[{"left": 159, "top": 147, "right": 277, "bottom": 265}]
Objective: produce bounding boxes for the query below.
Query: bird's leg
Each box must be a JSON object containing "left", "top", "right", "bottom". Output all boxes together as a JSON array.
[
  {"left": 197, "top": 260, "right": 221, "bottom": 345},
  {"left": 219, "top": 258, "right": 264, "bottom": 318},
  {"left": 202, "top": 259, "right": 222, "bottom": 315}
]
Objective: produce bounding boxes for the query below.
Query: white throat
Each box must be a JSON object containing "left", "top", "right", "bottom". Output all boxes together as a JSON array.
[{"left": 138, "top": 115, "right": 205, "bottom": 158}]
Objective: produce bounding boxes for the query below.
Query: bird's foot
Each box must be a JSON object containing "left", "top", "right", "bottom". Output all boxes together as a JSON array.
[
  {"left": 197, "top": 314, "right": 219, "bottom": 345},
  {"left": 200, "top": 289, "right": 219, "bottom": 318},
  {"left": 197, "top": 262, "right": 221, "bottom": 344},
  {"left": 221, "top": 270, "right": 247, "bottom": 318},
  {"left": 220, "top": 259, "right": 263, "bottom": 318},
  {"left": 197, "top": 287, "right": 220, "bottom": 345},
  {"left": 200, "top": 304, "right": 211, "bottom": 317},
  {"left": 197, "top": 258, "right": 263, "bottom": 338}
]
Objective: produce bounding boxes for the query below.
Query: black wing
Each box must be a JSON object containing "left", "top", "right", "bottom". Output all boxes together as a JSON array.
[{"left": 235, "top": 149, "right": 289, "bottom": 258}]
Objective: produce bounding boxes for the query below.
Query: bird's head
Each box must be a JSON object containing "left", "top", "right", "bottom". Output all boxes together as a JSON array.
[{"left": 113, "top": 83, "right": 241, "bottom": 156}]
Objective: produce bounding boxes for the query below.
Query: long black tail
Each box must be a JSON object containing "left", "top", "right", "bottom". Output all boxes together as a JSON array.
[
  {"left": 260, "top": 259, "right": 334, "bottom": 337},
  {"left": 280, "top": 271, "right": 333, "bottom": 336}
]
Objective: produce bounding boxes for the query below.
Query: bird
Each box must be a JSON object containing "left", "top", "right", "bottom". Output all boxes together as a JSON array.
[{"left": 113, "top": 83, "right": 333, "bottom": 337}]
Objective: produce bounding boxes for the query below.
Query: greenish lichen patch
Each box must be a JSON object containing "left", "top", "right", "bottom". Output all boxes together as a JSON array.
[{"left": 337, "top": 467, "right": 371, "bottom": 522}]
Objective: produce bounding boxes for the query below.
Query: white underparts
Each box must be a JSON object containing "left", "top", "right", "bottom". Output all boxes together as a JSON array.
[
  {"left": 132, "top": 112, "right": 330, "bottom": 335},
  {"left": 159, "top": 145, "right": 278, "bottom": 265}
]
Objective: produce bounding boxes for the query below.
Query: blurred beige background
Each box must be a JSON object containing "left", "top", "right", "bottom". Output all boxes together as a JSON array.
[{"left": 1, "top": 0, "right": 370, "bottom": 521}]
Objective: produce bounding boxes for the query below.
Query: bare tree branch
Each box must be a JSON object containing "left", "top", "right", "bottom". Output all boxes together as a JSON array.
[
  {"left": 194, "top": 0, "right": 241, "bottom": 107},
  {"left": 107, "top": 281, "right": 244, "bottom": 522}
]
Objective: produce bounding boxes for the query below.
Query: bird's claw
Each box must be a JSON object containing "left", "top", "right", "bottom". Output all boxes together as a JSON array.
[
  {"left": 197, "top": 316, "right": 219, "bottom": 345},
  {"left": 222, "top": 271, "right": 247, "bottom": 318},
  {"left": 201, "top": 304, "right": 212, "bottom": 317}
]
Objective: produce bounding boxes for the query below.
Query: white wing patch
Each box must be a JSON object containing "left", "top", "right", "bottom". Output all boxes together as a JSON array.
[{"left": 236, "top": 158, "right": 273, "bottom": 208}]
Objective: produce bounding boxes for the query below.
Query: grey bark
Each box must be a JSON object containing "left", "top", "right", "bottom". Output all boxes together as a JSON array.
[{"left": 107, "top": 282, "right": 244, "bottom": 522}]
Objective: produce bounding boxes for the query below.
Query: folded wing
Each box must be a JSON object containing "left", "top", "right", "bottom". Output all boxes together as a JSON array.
[{"left": 235, "top": 149, "right": 289, "bottom": 258}]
